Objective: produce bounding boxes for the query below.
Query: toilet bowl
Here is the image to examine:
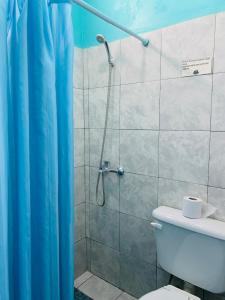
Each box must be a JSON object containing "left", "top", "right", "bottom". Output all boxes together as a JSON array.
[
  {"left": 138, "top": 206, "right": 225, "bottom": 300},
  {"left": 139, "top": 285, "right": 200, "bottom": 300}
]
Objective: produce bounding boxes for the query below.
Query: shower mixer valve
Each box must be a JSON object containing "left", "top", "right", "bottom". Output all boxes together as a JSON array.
[{"left": 99, "top": 161, "right": 124, "bottom": 176}]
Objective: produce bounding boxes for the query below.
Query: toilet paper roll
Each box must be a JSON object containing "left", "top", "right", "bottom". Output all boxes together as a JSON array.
[
  {"left": 183, "top": 196, "right": 202, "bottom": 219},
  {"left": 183, "top": 196, "right": 217, "bottom": 219}
]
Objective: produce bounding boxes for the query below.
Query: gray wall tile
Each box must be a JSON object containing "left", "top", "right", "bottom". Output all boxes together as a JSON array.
[
  {"left": 85, "top": 167, "right": 90, "bottom": 238},
  {"left": 86, "top": 238, "right": 91, "bottom": 270},
  {"left": 85, "top": 202, "right": 90, "bottom": 238},
  {"left": 120, "top": 173, "right": 157, "bottom": 220},
  {"left": 85, "top": 166, "right": 90, "bottom": 202},
  {"left": 209, "top": 132, "right": 225, "bottom": 188},
  {"left": 158, "top": 178, "right": 208, "bottom": 209},
  {"left": 84, "top": 128, "right": 89, "bottom": 166},
  {"left": 89, "top": 129, "right": 119, "bottom": 168},
  {"left": 159, "top": 131, "right": 210, "bottom": 184},
  {"left": 211, "top": 73, "right": 225, "bottom": 131},
  {"left": 90, "top": 204, "right": 119, "bottom": 250},
  {"left": 120, "top": 82, "right": 160, "bottom": 130},
  {"left": 161, "top": 15, "right": 215, "bottom": 79},
  {"left": 74, "top": 47, "right": 83, "bottom": 89},
  {"left": 214, "top": 12, "right": 225, "bottom": 73},
  {"left": 89, "top": 167, "right": 119, "bottom": 211},
  {"left": 84, "top": 89, "right": 89, "bottom": 129},
  {"left": 120, "top": 213, "right": 156, "bottom": 265},
  {"left": 89, "top": 86, "right": 120, "bottom": 129},
  {"left": 121, "top": 31, "right": 161, "bottom": 84},
  {"left": 120, "top": 130, "right": 158, "bottom": 176},
  {"left": 91, "top": 240, "right": 120, "bottom": 286},
  {"left": 75, "top": 203, "right": 86, "bottom": 242},
  {"left": 156, "top": 267, "right": 170, "bottom": 288},
  {"left": 208, "top": 187, "right": 225, "bottom": 222},
  {"left": 75, "top": 167, "right": 85, "bottom": 205},
  {"left": 83, "top": 49, "right": 89, "bottom": 89},
  {"left": 75, "top": 239, "right": 87, "bottom": 279},
  {"left": 120, "top": 253, "right": 156, "bottom": 298},
  {"left": 74, "top": 129, "right": 85, "bottom": 167},
  {"left": 160, "top": 76, "right": 212, "bottom": 130},
  {"left": 74, "top": 88, "right": 84, "bottom": 129}
]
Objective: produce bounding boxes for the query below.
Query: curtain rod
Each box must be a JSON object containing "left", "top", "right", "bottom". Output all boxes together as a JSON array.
[{"left": 72, "top": 0, "right": 150, "bottom": 47}]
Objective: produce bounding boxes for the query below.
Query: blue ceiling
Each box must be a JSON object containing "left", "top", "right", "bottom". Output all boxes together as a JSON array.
[{"left": 72, "top": 0, "right": 225, "bottom": 48}]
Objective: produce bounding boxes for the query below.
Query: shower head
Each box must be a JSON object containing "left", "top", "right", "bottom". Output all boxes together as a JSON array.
[
  {"left": 96, "top": 34, "right": 114, "bottom": 67},
  {"left": 96, "top": 34, "right": 106, "bottom": 44}
]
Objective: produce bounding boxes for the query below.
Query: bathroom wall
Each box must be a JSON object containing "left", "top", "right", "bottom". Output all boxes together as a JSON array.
[
  {"left": 74, "top": 49, "right": 88, "bottom": 279},
  {"left": 74, "top": 12, "right": 225, "bottom": 299}
]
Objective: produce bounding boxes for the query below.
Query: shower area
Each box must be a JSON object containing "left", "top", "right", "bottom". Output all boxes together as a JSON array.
[{"left": 73, "top": 2, "right": 225, "bottom": 300}]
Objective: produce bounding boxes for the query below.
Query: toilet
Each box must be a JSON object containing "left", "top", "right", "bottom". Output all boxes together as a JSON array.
[
  {"left": 140, "top": 285, "right": 200, "bottom": 299},
  {"left": 139, "top": 206, "right": 225, "bottom": 300}
]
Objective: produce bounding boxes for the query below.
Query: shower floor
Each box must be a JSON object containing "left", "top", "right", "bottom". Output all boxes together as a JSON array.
[{"left": 75, "top": 272, "right": 136, "bottom": 300}]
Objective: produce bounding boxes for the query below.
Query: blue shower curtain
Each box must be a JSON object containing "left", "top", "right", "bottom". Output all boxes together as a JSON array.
[{"left": 0, "top": 1, "right": 74, "bottom": 300}]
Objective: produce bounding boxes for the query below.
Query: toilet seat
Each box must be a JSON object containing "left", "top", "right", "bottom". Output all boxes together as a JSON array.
[{"left": 139, "top": 285, "right": 201, "bottom": 300}]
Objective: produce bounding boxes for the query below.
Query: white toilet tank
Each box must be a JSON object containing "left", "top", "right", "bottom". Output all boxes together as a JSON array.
[{"left": 152, "top": 206, "right": 225, "bottom": 294}]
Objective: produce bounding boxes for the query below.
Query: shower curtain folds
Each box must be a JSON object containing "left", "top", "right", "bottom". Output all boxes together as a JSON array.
[{"left": 0, "top": 1, "right": 74, "bottom": 300}]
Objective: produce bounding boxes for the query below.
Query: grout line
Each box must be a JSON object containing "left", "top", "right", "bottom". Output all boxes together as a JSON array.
[
  {"left": 86, "top": 127, "right": 223, "bottom": 132},
  {"left": 89, "top": 201, "right": 154, "bottom": 230},
  {"left": 75, "top": 237, "right": 86, "bottom": 245},
  {"left": 118, "top": 40, "right": 122, "bottom": 290},
  {"left": 156, "top": 29, "right": 163, "bottom": 286},
  {"left": 83, "top": 46, "right": 90, "bottom": 269},
  {"left": 79, "top": 69, "right": 225, "bottom": 91},
  {"left": 89, "top": 164, "right": 225, "bottom": 189},
  {"left": 87, "top": 166, "right": 215, "bottom": 187},
  {"left": 76, "top": 127, "right": 225, "bottom": 132},
  {"left": 207, "top": 14, "right": 217, "bottom": 204},
  {"left": 114, "top": 294, "right": 123, "bottom": 300}
]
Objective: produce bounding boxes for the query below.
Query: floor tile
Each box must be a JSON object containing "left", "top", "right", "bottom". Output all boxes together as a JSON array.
[
  {"left": 75, "top": 271, "right": 93, "bottom": 288},
  {"left": 116, "top": 292, "right": 137, "bottom": 300},
  {"left": 79, "top": 275, "right": 122, "bottom": 300}
]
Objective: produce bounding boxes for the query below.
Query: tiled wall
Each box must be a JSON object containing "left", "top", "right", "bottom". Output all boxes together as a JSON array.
[
  {"left": 74, "top": 49, "right": 87, "bottom": 279},
  {"left": 74, "top": 12, "right": 225, "bottom": 299}
]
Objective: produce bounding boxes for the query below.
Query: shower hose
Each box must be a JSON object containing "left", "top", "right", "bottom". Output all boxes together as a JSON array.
[{"left": 95, "top": 64, "right": 113, "bottom": 206}]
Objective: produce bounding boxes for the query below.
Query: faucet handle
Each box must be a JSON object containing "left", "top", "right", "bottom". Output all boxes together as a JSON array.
[{"left": 117, "top": 166, "right": 125, "bottom": 176}]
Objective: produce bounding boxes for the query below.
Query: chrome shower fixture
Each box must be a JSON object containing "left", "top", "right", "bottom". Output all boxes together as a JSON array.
[
  {"left": 99, "top": 161, "right": 124, "bottom": 176},
  {"left": 96, "top": 34, "right": 114, "bottom": 67},
  {"left": 96, "top": 34, "right": 105, "bottom": 43}
]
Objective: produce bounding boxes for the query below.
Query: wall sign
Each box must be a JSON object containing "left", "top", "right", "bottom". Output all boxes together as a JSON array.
[{"left": 181, "top": 57, "right": 212, "bottom": 77}]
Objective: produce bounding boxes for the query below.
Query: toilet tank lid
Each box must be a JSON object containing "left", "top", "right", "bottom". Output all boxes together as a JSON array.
[{"left": 152, "top": 206, "right": 225, "bottom": 241}]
